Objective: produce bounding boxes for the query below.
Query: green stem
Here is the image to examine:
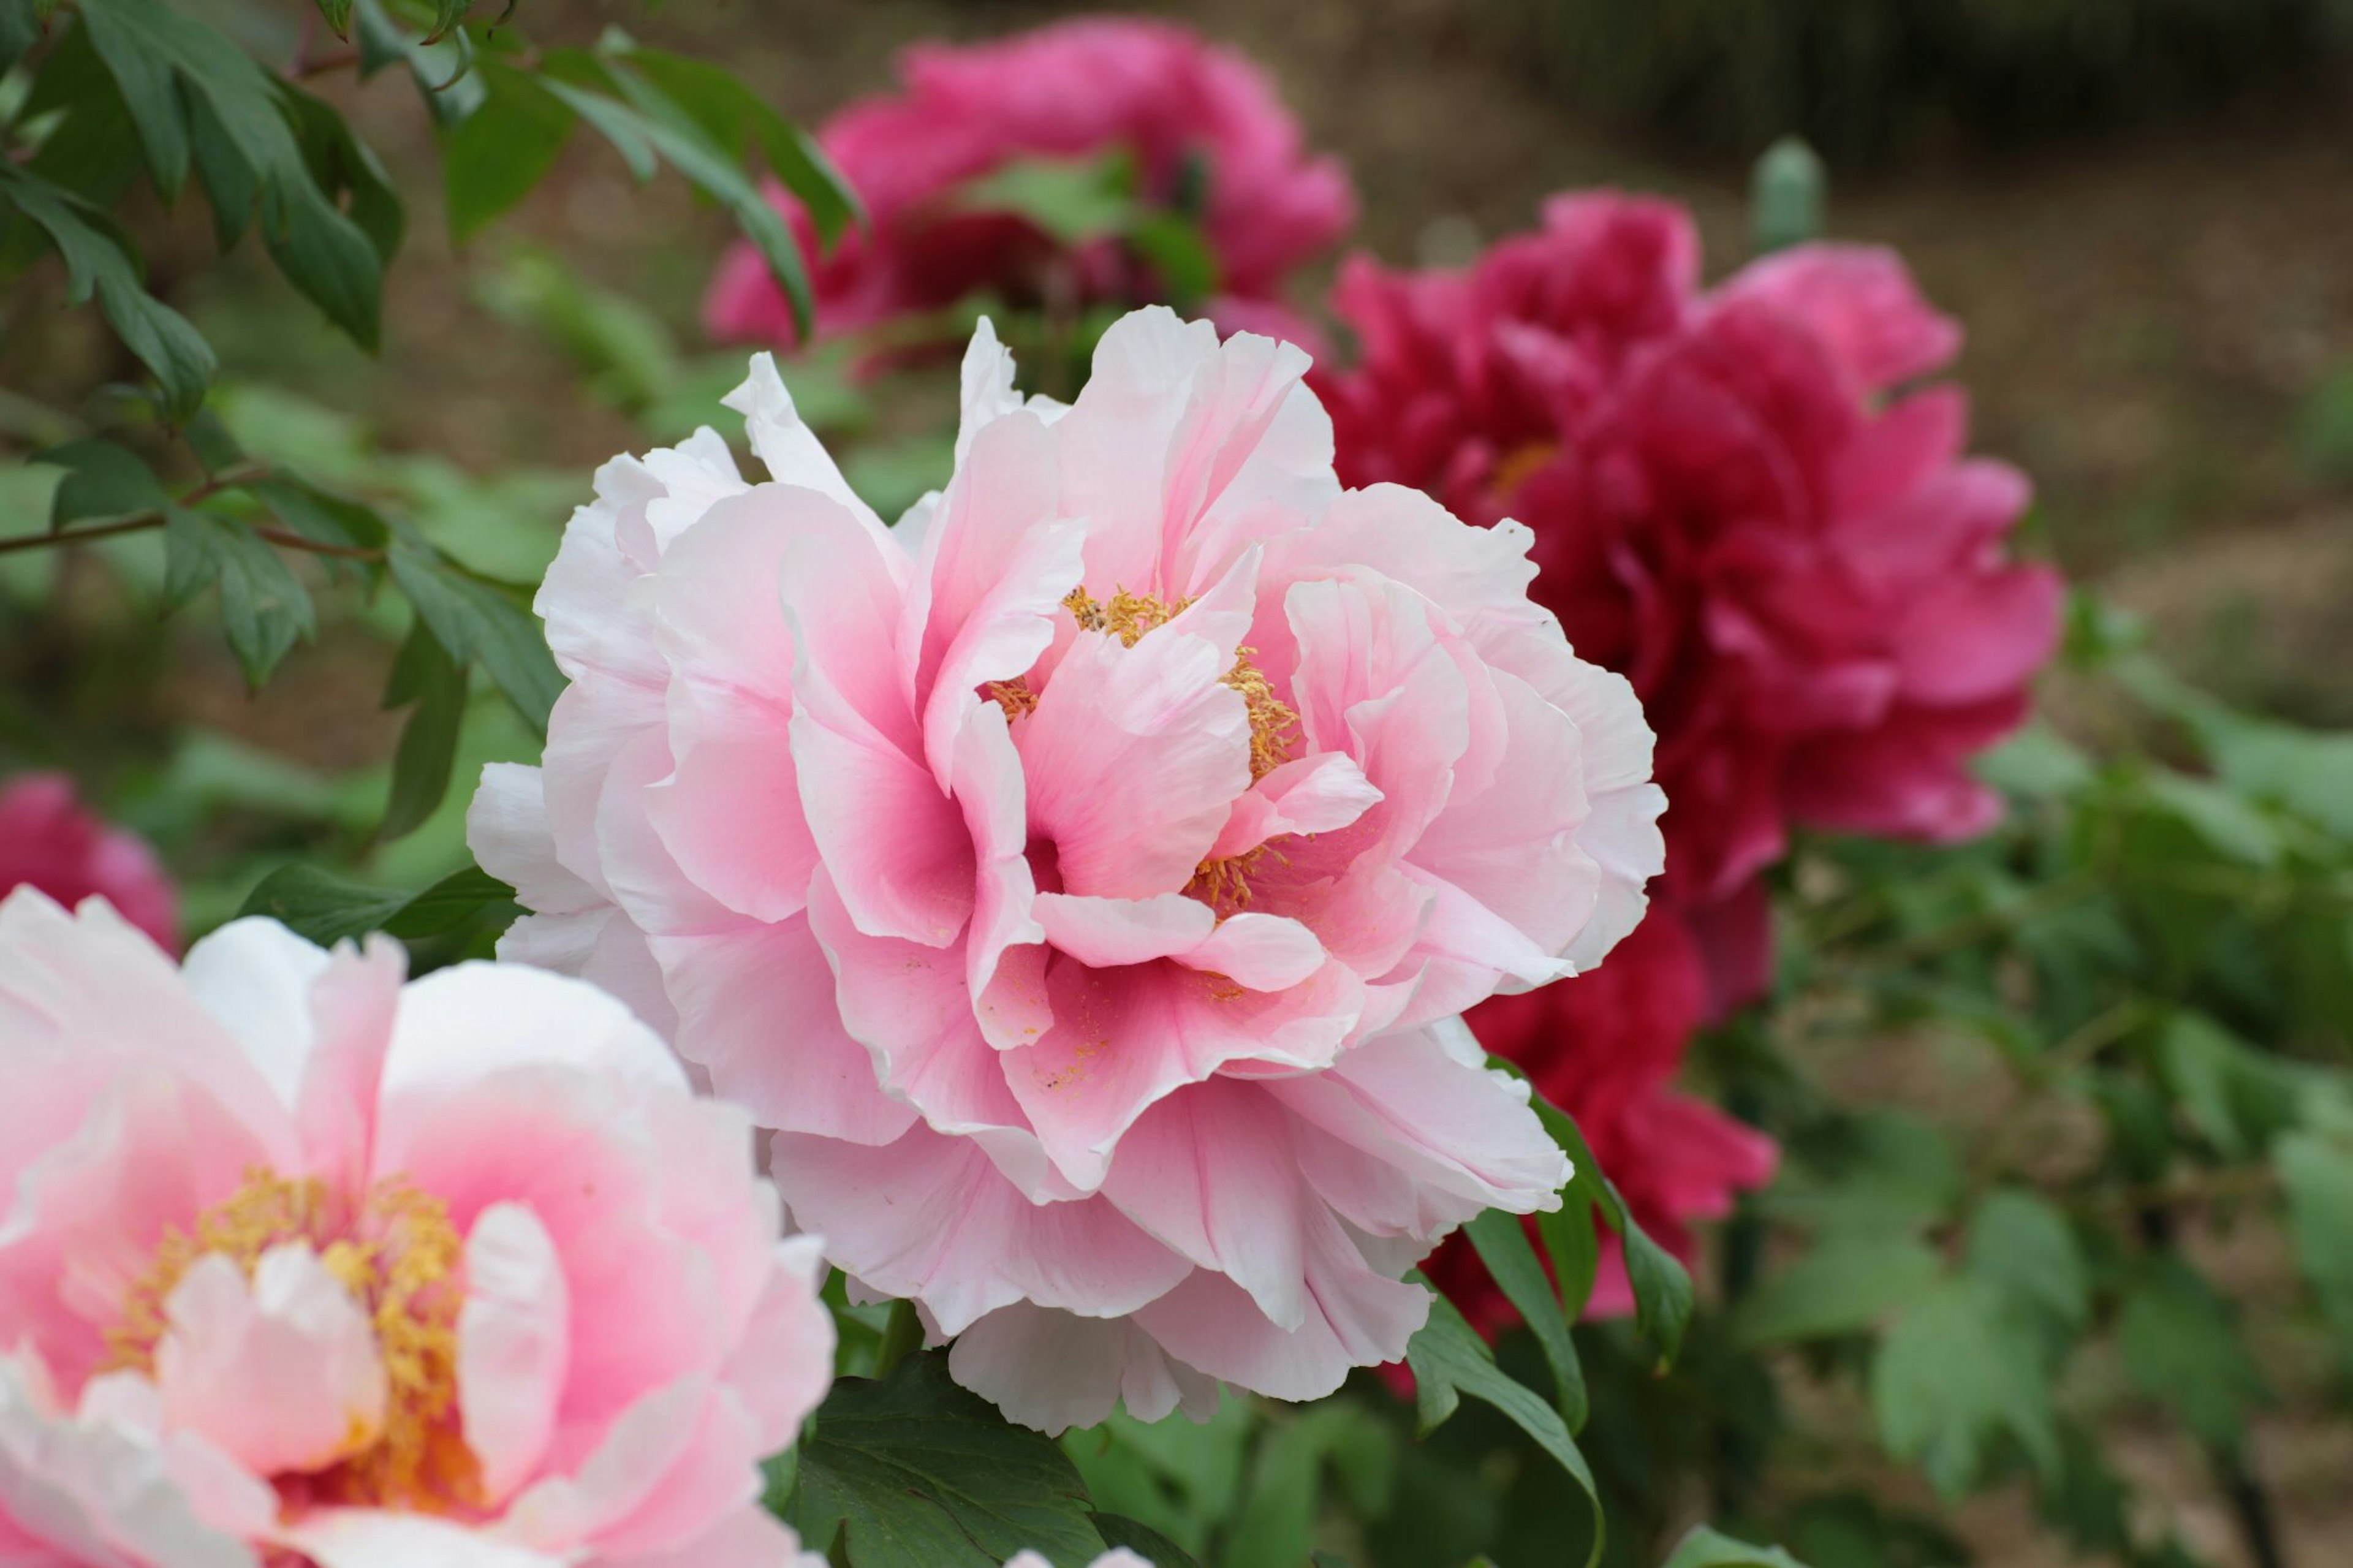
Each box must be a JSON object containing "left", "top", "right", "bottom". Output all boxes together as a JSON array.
[{"left": 872, "top": 1298, "right": 923, "bottom": 1380}]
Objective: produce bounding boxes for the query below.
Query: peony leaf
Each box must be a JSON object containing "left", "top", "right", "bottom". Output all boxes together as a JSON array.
[
  {"left": 1091, "top": 1514, "right": 1199, "bottom": 1568},
  {"left": 0, "top": 166, "right": 215, "bottom": 421},
  {"left": 442, "top": 62, "right": 576, "bottom": 244},
  {"left": 2279, "top": 1129, "right": 2353, "bottom": 1385},
  {"left": 2116, "top": 1257, "right": 2267, "bottom": 1456},
  {"left": 387, "top": 543, "right": 562, "bottom": 732},
  {"left": 162, "top": 509, "right": 316, "bottom": 687},
  {"left": 1732, "top": 1233, "right": 1942, "bottom": 1349},
  {"left": 1464, "top": 1207, "right": 1587, "bottom": 1434},
  {"left": 1660, "top": 1524, "right": 1811, "bottom": 1567},
  {"left": 784, "top": 1352, "right": 1109, "bottom": 1568},
  {"left": 236, "top": 863, "right": 517, "bottom": 948},
  {"left": 1403, "top": 1287, "right": 1603, "bottom": 1568},
  {"left": 380, "top": 616, "right": 468, "bottom": 841},
  {"left": 1526, "top": 1086, "right": 1694, "bottom": 1368},
  {"left": 33, "top": 437, "right": 170, "bottom": 528},
  {"left": 1871, "top": 1273, "right": 2059, "bottom": 1498}
]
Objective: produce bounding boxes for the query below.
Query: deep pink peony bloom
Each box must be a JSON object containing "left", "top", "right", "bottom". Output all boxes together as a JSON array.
[
  {"left": 1324, "top": 193, "right": 2062, "bottom": 952},
  {"left": 0, "top": 891, "right": 833, "bottom": 1568},
  {"left": 0, "top": 772, "right": 177, "bottom": 952},
  {"left": 472, "top": 307, "right": 1665, "bottom": 1433},
  {"left": 704, "top": 17, "right": 1355, "bottom": 354},
  {"left": 1425, "top": 910, "right": 1778, "bottom": 1324}
]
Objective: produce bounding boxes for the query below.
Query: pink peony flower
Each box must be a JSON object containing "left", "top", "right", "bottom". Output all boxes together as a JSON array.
[
  {"left": 471, "top": 306, "right": 1665, "bottom": 1433},
  {"left": 0, "top": 772, "right": 177, "bottom": 952},
  {"left": 1424, "top": 910, "right": 1778, "bottom": 1325},
  {"left": 0, "top": 890, "right": 833, "bottom": 1568},
  {"left": 704, "top": 17, "right": 1355, "bottom": 354},
  {"left": 1324, "top": 193, "right": 2061, "bottom": 979}
]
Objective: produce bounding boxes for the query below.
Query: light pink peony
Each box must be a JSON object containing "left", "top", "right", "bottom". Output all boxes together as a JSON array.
[
  {"left": 0, "top": 890, "right": 832, "bottom": 1568},
  {"left": 1324, "top": 194, "right": 2061, "bottom": 998},
  {"left": 703, "top": 16, "right": 1355, "bottom": 354},
  {"left": 0, "top": 772, "right": 178, "bottom": 952},
  {"left": 471, "top": 306, "right": 1665, "bottom": 1433}
]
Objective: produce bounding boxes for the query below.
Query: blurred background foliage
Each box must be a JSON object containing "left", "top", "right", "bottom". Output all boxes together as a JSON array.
[{"left": 4, "top": 1, "right": 2352, "bottom": 1565}]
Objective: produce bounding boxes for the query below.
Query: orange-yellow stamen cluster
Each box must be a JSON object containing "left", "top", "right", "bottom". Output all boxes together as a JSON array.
[
  {"left": 107, "top": 1168, "right": 477, "bottom": 1514},
  {"left": 1056, "top": 584, "right": 1303, "bottom": 912}
]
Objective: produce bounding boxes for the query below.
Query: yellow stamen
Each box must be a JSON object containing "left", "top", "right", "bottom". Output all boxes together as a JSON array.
[
  {"left": 108, "top": 1168, "right": 477, "bottom": 1514},
  {"left": 1490, "top": 438, "right": 1559, "bottom": 498}
]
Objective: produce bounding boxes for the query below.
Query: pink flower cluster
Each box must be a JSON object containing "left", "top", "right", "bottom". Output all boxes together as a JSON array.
[
  {"left": 471, "top": 306, "right": 1664, "bottom": 1432},
  {"left": 0, "top": 772, "right": 176, "bottom": 952},
  {"left": 0, "top": 892, "right": 833, "bottom": 1567},
  {"left": 1322, "top": 192, "right": 2059, "bottom": 1319},
  {"left": 705, "top": 16, "right": 1354, "bottom": 354}
]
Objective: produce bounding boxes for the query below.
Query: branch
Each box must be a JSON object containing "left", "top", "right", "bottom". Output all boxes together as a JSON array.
[{"left": 0, "top": 464, "right": 385, "bottom": 563}]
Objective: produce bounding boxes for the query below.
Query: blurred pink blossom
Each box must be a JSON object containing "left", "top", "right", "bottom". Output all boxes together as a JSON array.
[
  {"left": 0, "top": 771, "right": 177, "bottom": 951},
  {"left": 0, "top": 892, "right": 832, "bottom": 1568},
  {"left": 472, "top": 307, "right": 1664, "bottom": 1433},
  {"left": 705, "top": 16, "right": 1355, "bottom": 354}
]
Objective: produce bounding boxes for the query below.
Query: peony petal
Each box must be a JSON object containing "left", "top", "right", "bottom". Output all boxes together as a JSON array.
[{"left": 460, "top": 1203, "right": 570, "bottom": 1506}]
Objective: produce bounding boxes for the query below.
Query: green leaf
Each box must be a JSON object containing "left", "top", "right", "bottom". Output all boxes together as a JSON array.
[
  {"left": 537, "top": 56, "right": 813, "bottom": 335},
  {"left": 352, "top": 0, "right": 487, "bottom": 126},
  {"left": 957, "top": 153, "right": 1137, "bottom": 245},
  {"left": 281, "top": 81, "right": 404, "bottom": 263},
  {"left": 1662, "top": 1525, "right": 1811, "bottom": 1568},
  {"left": 77, "top": 0, "right": 387, "bottom": 347},
  {"left": 423, "top": 0, "right": 475, "bottom": 44},
  {"left": 1089, "top": 1515, "right": 1199, "bottom": 1568},
  {"left": 1965, "top": 1189, "right": 2088, "bottom": 1344},
  {"left": 249, "top": 475, "right": 390, "bottom": 581},
  {"left": 0, "top": 0, "right": 41, "bottom": 72},
  {"left": 2118, "top": 1258, "right": 2267, "bottom": 1454},
  {"left": 1129, "top": 210, "right": 1219, "bottom": 306},
  {"left": 2142, "top": 771, "right": 2281, "bottom": 868},
  {"left": 1733, "top": 1234, "right": 1942, "bottom": 1348},
  {"left": 2279, "top": 1130, "right": 2353, "bottom": 1384},
  {"left": 235, "top": 863, "right": 517, "bottom": 947},
  {"left": 387, "top": 544, "right": 561, "bottom": 730},
  {"left": 1404, "top": 1287, "right": 1602, "bottom": 1568},
  {"left": 1465, "top": 1207, "right": 1586, "bottom": 1433},
  {"left": 606, "top": 42, "right": 862, "bottom": 246},
  {"left": 311, "top": 0, "right": 355, "bottom": 37},
  {"left": 1536, "top": 1185, "right": 1602, "bottom": 1331},
  {"left": 0, "top": 165, "right": 215, "bottom": 420},
  {"left": 164, "top": 508, "right": 315, "bottom": 686},
  {"left": 35, "top": 437, "right": 168, "bottom": 526},
  {"left": 1750, "top": 135, "right": 1825, "bottom": 254},
  {"left": 381, "top": 616, "right": 468, "bottom": 839},
  {"left": 442, "top": 63, "right": 575, "bottom": 243},
  {"left": 786, "top": 1352, "right": 1107, "bottom": 1568},
  {"left": 1526, "top": 1082, "right": 1694, "bottom": 1366},
  {"left": 1871, "top": 1274, "right": 2059, "bottom": 1498},
  {"left": 2157, "top": 1011, "right": 2302, "bottom": 1160}
]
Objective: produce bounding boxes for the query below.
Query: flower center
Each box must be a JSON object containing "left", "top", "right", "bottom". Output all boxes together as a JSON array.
[{"left": 108, "top": 1167, "right": 479, "bottom": 1516}]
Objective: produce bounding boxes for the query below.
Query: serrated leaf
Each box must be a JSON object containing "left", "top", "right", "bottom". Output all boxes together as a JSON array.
[
  {"left": 1661, "top": 1526, "right": 1811, "bottom": 1568},
  {"left": 1733, "top": 1234, "right": 1942, "bottom": 1348},
  {"left": 1404, "top": 1288, "right": 1602, "bottom": 1568},
  {"left": 787, "top": 1353, "right": 1107, "bottom": 1568},
  {"left": 387, "top": 544, "right": 561, "bottom": 730},
  {"left": 236, "top": 862, "right": 517, "bottom": 947},
  {"left": 2118, "top": 1258, "right": 2267, "bottom": 1454},
  {"left": 442, "top": 63, "right": 575, "bottom": 242},
  {"left": 163, "top": 508, "right": 314, "bottom": 686},
  {"left": 1465, "top": 1207, "right": 1586, "bottom": 1433},
  {"left": 34, "top": 437, "right": 168, "bottom": 526},
  {"left": 1872, "top": 1274, "right": 2058, "bottom": 1498},
  {"left": 2278, "top": 1130, "right": 2353, "bottom": 1384},
  {"left": 0, "top": 165, "right": 214, "bottom": 420}
]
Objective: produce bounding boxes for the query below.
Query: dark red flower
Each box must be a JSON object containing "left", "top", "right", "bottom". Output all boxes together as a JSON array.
[{"left": 0, "top": 773, "right": 176, "bottom": 952}]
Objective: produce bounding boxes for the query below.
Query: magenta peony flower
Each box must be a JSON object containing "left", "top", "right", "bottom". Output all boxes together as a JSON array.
[
  {"left": 0, "top": 772, "right": 178, "bottom": 952},
  {"left": 703, "top": 16, "right": 1355, "bottom": 354},
  {"left": 1427, "top": 911, "right": 1778, "bottom": 1325},
  {"left": 471, "top": 307, "right": 1665, "bottom": 1433},
  {"left": 1324, "top": 194, "right": 2061, "bottom": 953},
  {"left": 0, "top": 890, "right": 832, "bottom": 1567}
]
